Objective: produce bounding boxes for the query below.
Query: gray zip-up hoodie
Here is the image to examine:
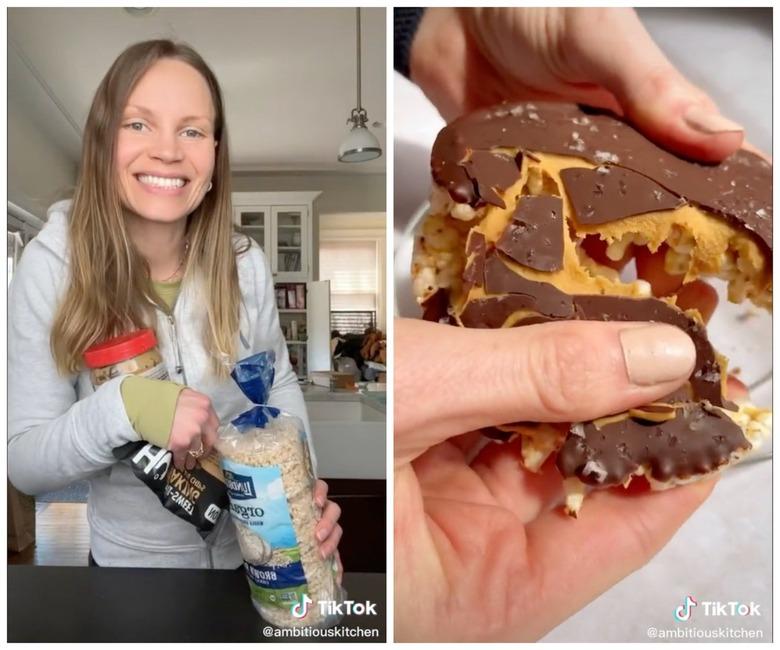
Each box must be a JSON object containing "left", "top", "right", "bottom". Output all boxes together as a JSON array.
[{"left": 8, "top": 200, "right": 313, "bottom": 568}]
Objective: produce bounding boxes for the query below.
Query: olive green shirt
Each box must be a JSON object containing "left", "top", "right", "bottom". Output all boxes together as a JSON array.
[{"left": 120, "top": 279, "right": 185, "bottom": 449}]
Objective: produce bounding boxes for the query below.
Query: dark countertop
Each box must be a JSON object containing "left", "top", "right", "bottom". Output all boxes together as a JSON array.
[{"left": 8, "top": 566, "right": 385, "bottom": 642}]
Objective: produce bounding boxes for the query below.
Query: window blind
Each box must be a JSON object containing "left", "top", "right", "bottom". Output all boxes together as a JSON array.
[{"left": 319, "top": 240, "right": 378, "bottom": 311}]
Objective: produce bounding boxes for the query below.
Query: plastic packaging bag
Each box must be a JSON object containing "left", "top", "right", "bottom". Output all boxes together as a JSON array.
[{"left": 216, "top": 351, "right": 344, "bottom": 628}]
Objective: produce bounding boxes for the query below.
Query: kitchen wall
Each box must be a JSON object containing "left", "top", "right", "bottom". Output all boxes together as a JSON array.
[
  {"left": 232, "top": 171, "right": 385, "bottom": 214},
  {"left": 8, "top": 95, "right": 78, "bottom": 219}
]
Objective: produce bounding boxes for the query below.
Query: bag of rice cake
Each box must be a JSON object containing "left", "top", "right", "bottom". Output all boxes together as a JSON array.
[{"left": 216, "top": 351, "right": 344, "bottom": 628}]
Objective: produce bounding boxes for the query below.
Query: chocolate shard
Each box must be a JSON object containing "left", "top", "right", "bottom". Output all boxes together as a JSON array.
[
  {"left": 556, "top": 403, "right": 750, "bottom": 487},
  {"left": 462, "top": 150, "right": 523, "bottom": 209},
  {"left": 560, "top": 165, "right": 682, "bottom": 225},
  {"left": 432, "top": 101, "right": 771, "bottom": 250},
  {"left": 479, "top": 426, "right": 514, "bottom": 442},
  {"left": 421, "top": 289, "right": 452, "bottom": 324},
  {"left": 460, "top": 294, "right": 542, "bottom": 329},
  {"left": 468, "top": 252, "right": 724, "bottom": 406},
  {"left": 463, "top": 231, "right": 487, "bottom": 288},
  {"left": 496, "top": 196, "right": 564, "bottom": 271},
  {"left": 571, "top": 295, "right": 723, "bottom": 407},
  {"left": 483, "top": 251, "right": 575, "bottom": 318}
]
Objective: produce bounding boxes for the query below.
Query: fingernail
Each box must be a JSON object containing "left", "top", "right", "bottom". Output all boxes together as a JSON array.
[
  {"left": 316, "top": 528, "right": 326, "bottom": 542},
  {"left": 683, "top": 106, "right": 743, "bottom": 135},
  {"left": 619, "top": 324, "right": 695, "bottom": 386}
]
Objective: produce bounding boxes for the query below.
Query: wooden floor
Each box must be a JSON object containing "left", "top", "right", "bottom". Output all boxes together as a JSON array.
[{"left": 8, "top": 502, "right": 90, "bottom": 567}]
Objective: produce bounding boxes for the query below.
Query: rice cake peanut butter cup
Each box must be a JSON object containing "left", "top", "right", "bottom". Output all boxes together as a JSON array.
[{"left": 412, "top": 101, "right": 772, "bottom": 516}]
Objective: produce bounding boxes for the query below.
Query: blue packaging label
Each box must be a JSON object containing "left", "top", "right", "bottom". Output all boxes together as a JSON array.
[{"left": 221, "top": 459, "right": 309, "bottom": 609}]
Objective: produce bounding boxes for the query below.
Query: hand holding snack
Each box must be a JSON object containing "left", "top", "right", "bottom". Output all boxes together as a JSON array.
[
  {"left": 395, "top": 317, "right": 723, "bottom": 641},
  {"left": 398, "top": 7, "right": 770, "bottom": 640},
  {"left": 169, "top": 388, "right": 220, "bottom": 471},
  {"left": 409, "top": 7, "right": 745, "bottom": 162},
  {"left": 313, "top": 478, "right": 344, "bottom": 563}
]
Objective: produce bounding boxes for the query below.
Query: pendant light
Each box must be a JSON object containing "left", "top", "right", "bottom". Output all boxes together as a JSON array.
[{"left": 338, "top": 8, "right": 382, "bottom": 163}]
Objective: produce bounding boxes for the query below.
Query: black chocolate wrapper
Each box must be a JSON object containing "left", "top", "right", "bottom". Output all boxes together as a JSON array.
[{"left": 112, "top": 441, "right": 229, "bottom": 538}]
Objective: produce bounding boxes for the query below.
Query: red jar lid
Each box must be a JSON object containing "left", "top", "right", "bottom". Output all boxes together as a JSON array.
[{"left": 84, "top": 329, "right": 159, "bottom": 369}]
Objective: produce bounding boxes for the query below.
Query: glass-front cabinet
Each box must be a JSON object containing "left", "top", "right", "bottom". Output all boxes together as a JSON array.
[
  {"left": 233, "top": 206, "right": 270, "bottom": 253},
  {"left": 272, "top": 206, "right": 307, "bottom": 280},
  {"left": 232, "top": 192, "right": 319, "bottom": 282}
]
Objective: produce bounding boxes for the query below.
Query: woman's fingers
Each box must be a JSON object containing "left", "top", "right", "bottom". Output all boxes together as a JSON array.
[
  {"left": 634, "top": 244, "right": 684, "bottom": 297},
  {"left": 580, "top": 235, "right": 634, "bottom": 272},
  {"left": 634, "top": 246, "right": 719, "bottom": 321},
  {"left": 318, "top": 524, "right": 343, "bottom": 560},
  {"left": 471, "top": 441, "right": 566, "bottom": 523},
  {"left": 565, "top": 8, "right": 743, "bottom": 162},
  {"left": 521, "top": 476, "right": 717, "bottom": 639},
  {"left": 203, "top": 408, "right": 220, "bottom": 456},
  {"left": 395, "top": 318, "right": 696, "bottom": 466},
  {"left": 314, "top": 479, "right": 329, "bottom": 509},
  {"left": 315, "top": 497, "right": 343, "bottom": 559},
  {"left": 726, "top": 375, "right": 749, "bottom": 403},
  {"left": 316, "top": 500, "right": 342, "bottom": 537},
  {"left": 674, "top": 279, "right": 719, "bottom": 323}
]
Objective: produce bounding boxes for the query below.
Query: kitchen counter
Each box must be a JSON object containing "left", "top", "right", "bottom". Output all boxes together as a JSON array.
[
  {"left": 8, "top": 566, "right": 386, "bottom": 642},
  {"left": 302, "top": 383, "right": 386, "bottom": 480},
  {"left": 301, "top": 384, "right": 387, "bottom": 414}
]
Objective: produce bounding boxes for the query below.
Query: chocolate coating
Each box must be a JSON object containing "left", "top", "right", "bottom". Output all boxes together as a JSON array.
[
  {"left": 431, "top": 102, "right": 771, "bottom": 250},
  {"left": 463, "top": 150, "right": 523, "bottom": 209},
  {"left": 556, "top": 403, "right": 750, "bottom": 487},
  {"left": 463, "top": 231, "right": 487, "bottom": 288},
  {"left": 560, "top": 165, "right": 682, "bottom": 225},
  {"left": 497, "top": 196, "right": 565, "bottom": 271},
  {"left": 468, "top": 251, "right": 725, "bottom": 406},
  {"left": 421, "top": 289, "right": 452, "bottom": 324}
]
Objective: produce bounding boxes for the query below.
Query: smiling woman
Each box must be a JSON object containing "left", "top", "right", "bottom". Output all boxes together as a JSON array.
[{"left": 8, "top": 40, "right": 344, "bottom": 575}]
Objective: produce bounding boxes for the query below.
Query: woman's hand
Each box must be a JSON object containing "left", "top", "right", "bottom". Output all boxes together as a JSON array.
[
  {"left": 168, "top": 388, "right": 219, "bottom": 471},
  {"left": 394, "top": 316, "right": 722, "bottom": 642},
  {"left": 314, "top": 479, "right": 344, "bottom": 580},
  {"left": 410, "top": 8, "right": 744, "bottom": 163}
]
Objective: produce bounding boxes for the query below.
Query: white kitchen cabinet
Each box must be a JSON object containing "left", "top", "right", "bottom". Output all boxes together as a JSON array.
[
  {"left": 233, "top": 192, "right": 328, "bottom": 380},
  {"left": 232, "top": 204, "right": 271, "bottom": 254},
  {"left": 232, "top": 192, "right": 320, "bottom": 281}
]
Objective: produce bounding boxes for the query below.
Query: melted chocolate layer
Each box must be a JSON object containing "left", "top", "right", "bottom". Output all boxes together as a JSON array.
[
  {"left": 560, "top": 165, "right": 682, "bottom": 225},
  {"left": 557, "top": 403, "right": 750, "bottom": 486},
  {"left": 462, "top": 150, "right": 523, "bottom": 209},
  {"left": 431, "top": 102, "right": 772, "bottom": 249},
  {"left": 466, "top": 252, "right": 724, "bottom": 406},
  {"left": 463, "top": 231, "right": 487, "bottom": 288}
]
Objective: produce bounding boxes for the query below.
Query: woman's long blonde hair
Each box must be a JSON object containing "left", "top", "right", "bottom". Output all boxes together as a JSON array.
[{"left": 51, "top": 39, "right": 248, "bottom": 378}]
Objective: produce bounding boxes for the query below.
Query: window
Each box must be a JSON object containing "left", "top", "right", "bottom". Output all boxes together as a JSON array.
[{"left": 320, "top": 239, "right": 379, "bottom": 315}]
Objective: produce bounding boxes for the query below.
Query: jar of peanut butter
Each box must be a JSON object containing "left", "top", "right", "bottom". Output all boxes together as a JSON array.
[{"left": 84, "top": 329, "right": 168, "bottom": 387}]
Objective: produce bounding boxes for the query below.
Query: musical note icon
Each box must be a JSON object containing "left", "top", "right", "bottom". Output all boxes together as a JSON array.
[
  {"left": 674, "top": 595, "right": 698, "bottom": 622},
  {"left": 290, "top": 594, "right": 313, "bottom": 619}
]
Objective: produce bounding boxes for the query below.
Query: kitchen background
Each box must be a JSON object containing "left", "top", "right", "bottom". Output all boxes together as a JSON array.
[{"left": 8, "top": 7, "right": 386, "bottom": 573}]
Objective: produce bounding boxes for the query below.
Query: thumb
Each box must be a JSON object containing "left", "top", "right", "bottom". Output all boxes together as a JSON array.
[
  {"left": 394, "top": 318, "right": 696, "bottom": 466},
  {"left": 567, "top": 8, "right": 744, "bottom": 162}
]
